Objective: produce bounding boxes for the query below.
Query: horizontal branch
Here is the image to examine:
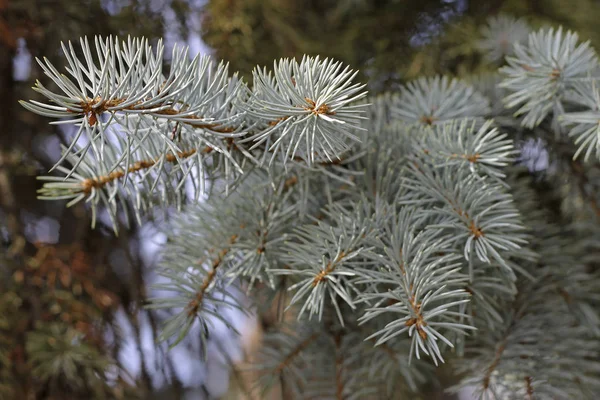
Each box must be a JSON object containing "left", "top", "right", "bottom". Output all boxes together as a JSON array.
[
  {"left": 76, "top": 96, "right": 236, "bottom": 133},
  {"left": 78, "top": 95, "right": 335, "bottom": 133},
  {"left": 81, "top": 146, "right": 212, "bottom": 194}
]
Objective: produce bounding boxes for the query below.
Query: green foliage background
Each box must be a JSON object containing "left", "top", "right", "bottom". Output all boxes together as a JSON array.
[{"left": 201, "top": 0, "right": 600, "bottom": 86}]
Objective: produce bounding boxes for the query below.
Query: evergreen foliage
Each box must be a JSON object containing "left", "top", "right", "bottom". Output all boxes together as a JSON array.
[
  {"left": 0, "top": 244, "right": 138, "bottom": 399},
  {"left": 0, "top": 2, "right": 199, "bottom": 397},
  {"left": 22, "top": 15, "right": 600, "bottom": 399}
]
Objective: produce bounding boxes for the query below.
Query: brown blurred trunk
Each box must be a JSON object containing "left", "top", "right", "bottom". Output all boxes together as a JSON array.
[{"left": 224, "top": 287, "right": 292, "bottom": 400}]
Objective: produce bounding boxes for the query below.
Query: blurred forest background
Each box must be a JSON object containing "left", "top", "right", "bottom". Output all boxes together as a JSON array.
[{"left": 2, "top": 0, "right": 600, "bottom": 399}]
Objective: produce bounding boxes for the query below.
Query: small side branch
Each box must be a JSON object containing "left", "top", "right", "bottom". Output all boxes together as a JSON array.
[
  {"left": 445, "top": 197, "right": 485, "bottom": 239},
  {"left": 482, "top": 339, "right": 507, "bottom": 389},
  {"left": 405, "top": 293, "right": 428, "bottom": 340},
  {"left": 273, "top": 332, "right": 319, "bottom": 375},
  {"left": 312, "top": 251, "right": 347, "bottom": 286},
  {"left": 449, "top": 152, "right": 481, "bottom": 163},
  {"left": 186, "top": 234, "right": 239, "bottom": 317}
]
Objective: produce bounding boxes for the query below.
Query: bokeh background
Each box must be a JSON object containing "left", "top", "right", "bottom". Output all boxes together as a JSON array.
[{"left": 1, "top": 0, "right": 599, "bottom": 398}]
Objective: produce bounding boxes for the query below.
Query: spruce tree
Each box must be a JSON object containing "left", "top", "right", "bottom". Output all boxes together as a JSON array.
[
  {"left": 0, "top": 2, "right": 194, "bottom": 398},
  {"left": 21, "top": 16, "right": 600, "bottom": 399}
]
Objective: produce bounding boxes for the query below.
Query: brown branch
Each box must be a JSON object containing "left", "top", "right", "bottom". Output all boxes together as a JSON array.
[
  {"left": 420, "top": 115, "right": 436, "bottom": 125},
  {"left": 284, "top": 175, "right": 298, "bottom": 189},
  {"left": 480, "top": 286, "right": 535, "bottom": 392},
  {"left": 186, "top": 233, "right": 239, "bottom": 317},
  {"left": 443, "top": 195, "right": 485, "bottom": 239},
  {"left": 268, "top": 116, "right": 288, "bottom": 126},
  {"left": 69, "top": 96, "right": 355, "bottom": 201},
  {"left": 312, "top": 251, "right": 347, "bottom": 286},
  {"left": 468, "top": 219, "right": 484, "bottom": 238},
  {"left": 303, "top": 98, "right": 336, "bottom": 116},
  {"left": 81, "top": 146, "right": 212, "bottom": 194},
  {"left": 482, "top": 339, "right": 507, "bottom": 389},
  {"left": 525, "top": 376, "right": 533, "bottom": 399},
  {"left": 267, "top": 97, "right": 335, "bottom": 127},
  {"left": 292, "top": 155, "right": 345, "bottom": 165},
  {"left": 451, "top": 152, "right": 481, "bottom": 163},
  {"left": 273, "top": 332, "right": 319, "bottom": 375},
  {"left": 78, "top": 128, "right": 348, "bottom": 197},
  {"left": 76, "top": 96, "right": 235, "bottom": 133},
  {"left": 386, "top": 272, "right": 429, "bottom": 340},
  {"left": 77, "top": 96, "right": 335, "bottom": 132},
  {"left": 64, "top": 95, "right": 355, "bottom": 197},
  {"left": 405, "top": 292, "right": 428, "bottom": 340}
]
